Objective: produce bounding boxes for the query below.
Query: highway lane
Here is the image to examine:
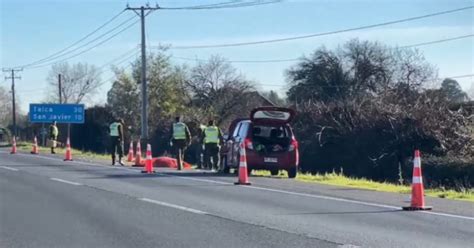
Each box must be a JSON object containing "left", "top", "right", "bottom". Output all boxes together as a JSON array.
[
  {"left": 0, "top": 156, "right": 334, "bottom": 248},
  {"left": 1, "top": 150, "right": 473, "bottom": 247}
]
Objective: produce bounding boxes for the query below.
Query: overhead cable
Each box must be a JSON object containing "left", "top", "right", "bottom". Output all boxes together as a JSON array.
[
  {"left": 167, "top": 6, "right": 473, "bottom": 49},
  {"left": 17, "top": 10, "right": 127, "bottom": 68}
]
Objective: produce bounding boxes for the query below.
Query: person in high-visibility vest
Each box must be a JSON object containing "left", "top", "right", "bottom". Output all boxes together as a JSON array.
[
  {"left": 49, "top": 121, "right": 58, "bottom": 154},
  {"left": 201, "top": 119, "right": 223, "bottom": 171},
  {"left": 195, "top": 124, "right": 206, "bottom": 169},
  {"left": 109, "top": 118, "right": 125, "bottom": 166},
  {"left": 170, "top": 116, "right": 191, "bottom": 170}
]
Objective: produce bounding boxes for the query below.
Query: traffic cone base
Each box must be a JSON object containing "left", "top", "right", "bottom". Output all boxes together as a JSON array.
[
  {"left": 127, "top": 141, "right": 134, "bottom": 162},
  {"left": 234, "top": 181, "right": 251, "bottom": 185},
  {"left": 402, "top": 206, "right": 432, "bottom": 211},
  {"left": 64, "top": 137, "right": 73, "bottom": 161},
  {"left": 235, "top": 144, "right": 251, "bottom": 185},
  {"left": 135, "top": 140, "right": 143, "bottom": 166},
  {"left": 403, "top": 150, "right": 431, "bottom": 211},
  {"left": 31, "top": 136, "right": 39, "bottom": 154},
  {"left": 10, "top": 137, "right": 17, "bottom": 154},
  {"left": 141, "top": 144, "right": 155, "bottom": 173}
]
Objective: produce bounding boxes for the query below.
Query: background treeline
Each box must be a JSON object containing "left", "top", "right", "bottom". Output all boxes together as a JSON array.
[{"left": 2, "top": 39, "right": 472, "bottom": 190}]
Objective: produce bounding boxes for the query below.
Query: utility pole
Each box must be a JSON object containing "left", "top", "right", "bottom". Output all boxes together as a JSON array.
[
  {"left": 3, "top": 68, "right": 22, "bottom": 138},
  {"left": 58, "top": 74, "right": 62, "bottom": 104},
  {"left": 125, "top": 4, "right": 160, "bottom": 141}
]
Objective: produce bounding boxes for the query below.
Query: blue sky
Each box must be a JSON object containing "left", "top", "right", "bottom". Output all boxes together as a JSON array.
[{"left": 1, "top": 0, "right": 473, "bottom": 112}]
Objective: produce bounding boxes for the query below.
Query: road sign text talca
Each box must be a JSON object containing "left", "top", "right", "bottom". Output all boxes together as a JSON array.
[{"left": 29, "top": 104, "right": 85, "bottom": 124}]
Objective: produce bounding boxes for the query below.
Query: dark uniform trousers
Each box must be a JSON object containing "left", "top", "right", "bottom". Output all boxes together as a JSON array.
[
  {"left": 110, "top": 136, "right": 123, "bottom": 164},
  {"left": 172, "top": 139, "right": 188, "bottom": 168},
  {"left": 204, "top": 143, "right": 220, "bottom": 170}
]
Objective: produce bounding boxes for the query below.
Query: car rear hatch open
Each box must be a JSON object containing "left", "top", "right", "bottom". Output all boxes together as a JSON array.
[{"left": 250, "top": 107, "right": 295, "bottom": 125}]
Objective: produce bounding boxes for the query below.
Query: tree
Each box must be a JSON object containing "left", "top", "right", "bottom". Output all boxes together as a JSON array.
[
  {"left": 107, "top": 68, "right": 140, "bottom": 136},
  {"left": 47, "top": 62, "right": 102, "bottom": 104},
  {"left": 261, "top": 90, "right": 286, "bottom": 106},
  {"left": 286, "top": 39, "right": 435, "bottom": 103},
  {"left": 439, "top": 78, "right": 469, "bottom": 103},
  {"left": 107, "top": 51, "right": 188, "bottom": 154},
  {"left": 287, "top": 48, "right": 349, "bottom": 103},
  {"left": 284, "top": 39, "right": 473, "bottom": 185},
  {"left": 185, "top": 55, "right": 254, "bottom": 126},
  {"left": 0, "top": 86, "right": 12, "bottom": 127}
]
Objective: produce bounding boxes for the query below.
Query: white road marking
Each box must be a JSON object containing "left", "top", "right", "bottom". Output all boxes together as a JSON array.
[
  {"left": 0, "top": 166, "right": 19, "bottom": 171},
  {"left": 162, "top": 173, "right": 231, "bottom": 185},
  {"left": 162, "top": 173, "right": 474, "bottom": 221},
  {"left": 6, "top": 151, "right": 474, "bottom": 221},
  {"left": 420, "top": 211, "right": 474, "bottom": 220},
  {"left": 50, "top": 178, "right": 82, "bottom": 186},
  {"left": 139, "top": 198, "right": 208, "bottom": 215}
]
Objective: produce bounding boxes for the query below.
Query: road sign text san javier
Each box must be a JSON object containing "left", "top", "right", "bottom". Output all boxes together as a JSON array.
[{"left": 29, "top": 104, "right": 85, "bottom": 124}]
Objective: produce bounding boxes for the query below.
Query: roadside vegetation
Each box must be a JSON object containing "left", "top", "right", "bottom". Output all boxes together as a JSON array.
[
  {"left": 16, "top": 142, "right": 110, "bottom": 161},
  {"left": 6, "top": 141, "right": 473, "bottom": 202},
  {"left": 2, "top": 39, "right": 472, "bottom": 198},
  {"left": 253, "top": 170, "right": 474, "bottom": 202}
]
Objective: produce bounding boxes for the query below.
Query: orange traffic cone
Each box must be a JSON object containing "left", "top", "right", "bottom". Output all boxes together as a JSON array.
[
  {"left": 141, "top": 144, "right": 155, "bottom": 173},
  {"left": 134, "top": 140, "right": 143, "bottom": 166},
  {"left": 30, "top": 136, "right": 39, "bottom": 154},
  {"left": 127, "top": 141, "right": 134, "bottom": 162},
  {"left": 64, "top": 137, "right": 73, "bottom": 161},
  {"left": 10, "top": 136, "right": 17, "bottom": 154},
  {"left": 235, "top": 142, "right": 251, "bottom": 185},
  {"left": 403, "top": 150, "right": 432, "bottom": 211}
]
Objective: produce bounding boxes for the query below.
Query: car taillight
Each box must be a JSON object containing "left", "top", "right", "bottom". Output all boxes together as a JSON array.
[
  {"left": 289, "top": 138, "right": 298, "bottom": 151},
  {"left": 244, "top": 138, "right": 253, "bottom": 150}
]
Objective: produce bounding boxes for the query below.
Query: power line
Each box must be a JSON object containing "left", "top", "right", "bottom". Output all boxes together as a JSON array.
[
  {"left": 24, "top": 15, "right": 137, "bottom": 69},
  {"left": 16, "top": 10, "right": 126, "bottom": 69},
  {"left": 160, "top": 0, "right": 281, "bottom": 10},
  {"left": 398, "top": 34, "right": 474, "bottom": 49},
  {"left": 27, "top": 20, "right": 140, "bottom": 69},
  {"left": 99, "top": 46, "right": 140, "bottom": 70},
  {"left": 172, "top": 56, "right": 300, "bottom": 63},
  {"left": 169, "top": 34, "right": 474, "bottom": 63},
  {"left": 166, "top": 6, "right": 473, "bottom": 49},
  {"left": 447, "top": 74, "right": 474, "bottom": 79},
  {"left": 18, "top": 50, "right": 139, "bottom": 95},
  {"left": 160, "top": 0, "right": 243, "bottom": 9}
]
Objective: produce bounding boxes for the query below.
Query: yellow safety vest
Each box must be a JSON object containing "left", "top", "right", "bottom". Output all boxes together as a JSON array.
[
  {"left": 204, "top": 126, "right": 219, "bottom": 144},
  {"left": 110, "top": 122, "right": 119, "bottom": 137},
  {"left": 50, "top": 125, "right": 58, "bottom": 137},
  {"left": 173, "top": 122, "right": 186, "bottom": 140}
]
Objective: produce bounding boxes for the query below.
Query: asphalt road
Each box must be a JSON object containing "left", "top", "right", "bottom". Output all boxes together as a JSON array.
[{"left": 1, "top": 149, "right": 473, "bottom": 248}]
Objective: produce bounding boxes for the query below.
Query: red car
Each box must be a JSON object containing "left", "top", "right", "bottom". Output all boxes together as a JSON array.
[{"left": 222, "top": 107, "right": 299, "bottom": 178}]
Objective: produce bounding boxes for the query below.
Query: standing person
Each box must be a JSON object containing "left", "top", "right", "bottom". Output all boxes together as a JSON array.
[
  {"left": 109, "top": 118, "right": 125, "bottom": 166},
  {"left": 170, "top": 116, "right": 191, "bottom": 170},
  {"left": 49, "top": 121, "right": 58, "bottom": 154},
  {"left": 202, "top": 119, "right": 223, "bottom": 171},
  {"left": 195, "top": 124, "right": 206, "bottom": 169}
]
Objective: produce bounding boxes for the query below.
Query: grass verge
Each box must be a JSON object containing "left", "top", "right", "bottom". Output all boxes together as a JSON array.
[
  {"left": 17, "top": 142, "right": 110, "bottom": 161},
  {"left": 253, "top": 170, "right": 474, "bottom": 202}
]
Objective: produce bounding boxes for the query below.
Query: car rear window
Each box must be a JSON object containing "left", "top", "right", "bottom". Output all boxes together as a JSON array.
[{"left": 251, "top": 125, "right": 290, "bottom": 138}]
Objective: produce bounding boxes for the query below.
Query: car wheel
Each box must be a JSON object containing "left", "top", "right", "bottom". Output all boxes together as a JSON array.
[
  {"left": 270, "top": 169, "right": 279, "bottom": 176},
  {"left": 287, "top": 167, "right": 297, "bottom": 178}
]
